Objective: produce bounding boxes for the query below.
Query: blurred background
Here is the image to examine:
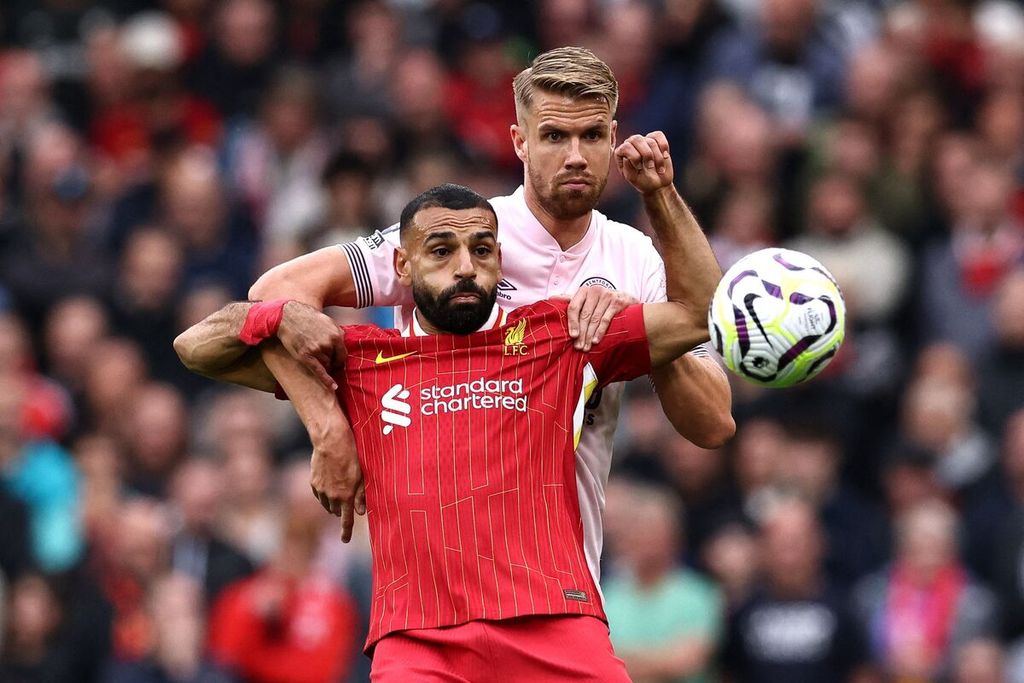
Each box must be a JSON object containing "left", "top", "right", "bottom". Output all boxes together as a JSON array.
[{"left": 0, "top": 0, "right": 1023, "bottom": 681}]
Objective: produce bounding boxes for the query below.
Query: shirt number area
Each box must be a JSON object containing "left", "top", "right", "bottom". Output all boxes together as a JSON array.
[{"left": 583, "top": 388, "right": 603, "bottom": 426}]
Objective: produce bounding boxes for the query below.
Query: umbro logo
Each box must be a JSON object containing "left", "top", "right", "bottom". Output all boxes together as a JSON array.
[
  {"left": 496, "top": 278, "right": 516, "bottom": 301},
  {"left": 381, "top": 384, "right": 411, "bottom": 435}
]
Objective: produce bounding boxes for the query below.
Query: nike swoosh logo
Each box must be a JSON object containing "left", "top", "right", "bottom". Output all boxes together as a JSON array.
[{"left": 375, "top": 350, "right": 418, "bottom": 364}]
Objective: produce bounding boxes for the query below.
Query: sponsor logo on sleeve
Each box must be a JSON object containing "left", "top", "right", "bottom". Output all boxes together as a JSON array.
[
  {"left": 361, "top": 231, "right": 386, "bottom": 250},
  {"left": 563, "top": 589, "right": 589, "bottom": 602}
]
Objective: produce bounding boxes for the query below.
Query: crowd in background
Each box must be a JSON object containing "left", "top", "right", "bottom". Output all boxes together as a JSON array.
[{"left": 1, "top": 0, "right": 1023, "bottom": 681}]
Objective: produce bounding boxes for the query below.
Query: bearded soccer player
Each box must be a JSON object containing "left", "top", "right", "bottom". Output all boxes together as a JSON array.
[
  {"left": 181, "top": 47, "right": 734, "bottom": 565},
  {"left": 175, "top": 183, "right": 716, "bottom": 680}
]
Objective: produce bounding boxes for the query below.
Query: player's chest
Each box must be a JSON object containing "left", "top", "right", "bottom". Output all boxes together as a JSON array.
[
  {"left": 343, "top": 342, "right": 577, "bottom": 438},
  {"left": 496, "top": 244, "right": 635, "bottom": 305}
]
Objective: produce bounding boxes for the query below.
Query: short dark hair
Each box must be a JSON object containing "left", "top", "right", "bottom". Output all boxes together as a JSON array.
[{"left": 399, "top": 183, "right": 497, "bottom": 241}]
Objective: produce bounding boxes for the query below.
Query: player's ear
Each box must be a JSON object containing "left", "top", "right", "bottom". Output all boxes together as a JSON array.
[
  {"left": 510, "top": 124, "right": 528, "bottom": 163},
  {"left": 610, "top": 120, "right": 618, "bottom": 150},
  {"left": 394, "top": 247, "right": 412, "bottom": 287},
  {"left": 497, "top": 243, "right": 503, "bottom": 268}
]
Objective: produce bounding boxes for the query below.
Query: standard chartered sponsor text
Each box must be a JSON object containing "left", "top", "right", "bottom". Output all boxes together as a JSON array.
[{"left": 420, "top": 377, "right": 528, "bottom": 415}]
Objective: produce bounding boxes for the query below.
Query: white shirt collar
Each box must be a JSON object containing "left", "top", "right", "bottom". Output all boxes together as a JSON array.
[{"left": 403, "top": 303, "right": 508, "bottom": 337}]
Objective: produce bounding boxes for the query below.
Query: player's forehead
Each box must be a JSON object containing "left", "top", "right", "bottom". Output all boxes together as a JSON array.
[
  {"left": 411, "top": 206, "right": 497, "bottom": 242},
  {"left": 527, "top": 91, "right": 612, "bottom": 132}
]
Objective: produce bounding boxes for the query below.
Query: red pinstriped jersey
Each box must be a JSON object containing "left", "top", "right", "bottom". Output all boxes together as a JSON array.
[{"left": 335, "top": 299, "right": 651, "bottom": 650}]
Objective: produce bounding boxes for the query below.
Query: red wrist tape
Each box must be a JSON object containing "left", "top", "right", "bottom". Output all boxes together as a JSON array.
[{"left": 239, "top": 299, "right": 289, "bottom": 346}]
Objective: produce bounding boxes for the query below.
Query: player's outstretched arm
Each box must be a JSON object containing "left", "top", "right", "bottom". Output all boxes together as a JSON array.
[
  {"left": 174, "top": 300, "right": 345, "bottom": 391},
  {"left": 616, "top": 131, "right": 735, "bottom": 448},
  {"left": 174, "top": 302, "right": 278, "bottom": 392},
  {"left": 642, "top": 302, "right": 711, "bottom": 368},
  {"left": 249, "top": 245, "right": 361, "bottom": 308},
  {"left": 261, "top": 340, "right": 365, "bottom": 543}
]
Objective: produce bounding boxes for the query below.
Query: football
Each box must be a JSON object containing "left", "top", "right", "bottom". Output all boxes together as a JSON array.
[{"left": 708, "top": 248, "right": 846, "bottom": 388}]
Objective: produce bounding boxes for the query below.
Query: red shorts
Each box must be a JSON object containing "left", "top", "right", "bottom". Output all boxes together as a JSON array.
[{"left": 370, "top": 615, "right": 631, "bottom": 682}]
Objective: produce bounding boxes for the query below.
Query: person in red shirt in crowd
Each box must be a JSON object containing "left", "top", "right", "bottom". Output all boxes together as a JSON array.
[
  {"left": 207, "top": 510, "right": 358, "bottom": 683},
  {"left": 177, "top": 166, "right": 721, "bottom": 679}
]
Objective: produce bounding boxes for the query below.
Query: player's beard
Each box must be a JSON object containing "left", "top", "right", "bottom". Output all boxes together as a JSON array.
[
  {"left": 413, "top": 278, "right": 498, "bottom": 335},
  {"left": 528, "top": 163, "right": 607, "bottom": 220}
]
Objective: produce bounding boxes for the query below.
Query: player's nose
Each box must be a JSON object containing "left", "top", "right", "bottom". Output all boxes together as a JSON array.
[
  {"left": 453, "top": 247, "right": 476, "bottom": 278},
  {"left": 564, "top": 138, "right": 587, "bottom": 170}
]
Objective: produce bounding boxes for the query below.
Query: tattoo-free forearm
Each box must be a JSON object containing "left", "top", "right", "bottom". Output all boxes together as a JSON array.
[
  {"left": 260, "top": 341, "right": 350, "bottom": 443},
  {"left": 651, "top": 355, "right": 735, "bottom": 448},
  {"left": 643, "top": 186, "right": 721, "bottom": 310}
]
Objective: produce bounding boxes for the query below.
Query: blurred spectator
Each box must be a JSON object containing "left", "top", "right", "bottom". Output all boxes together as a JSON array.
[
  {"left": 101, "top": 573, "right": 236, "bottom": 683},
  {"left": 168, "top": 459, "right": 253, "bottom": 607},
  {"left": 705, "top": 0, "right": 846, "bottom": 142},
  {"left": 880, "top": 441, "right": 943, "bottom": 519},
  {"left": 722, "top": 498, "right": 874, "bottom": 683},
  {"left": 121, "top": 383, "right": 188, "bottom": 497},
  {"left": 389, "top": 48, "right": 465, "bottom": 166},
  {"left": 710, "top": 185, "right": 776, "bottom": 271},
  {"left": 853, "top": 499, "right": 998, "bottom": 681},
  {"left": 108, "top": 228, "right": 186, "bottom": 385},
  {"left": 82, "top": 337, "right": 148, "bottom": 436},
  {"left": 0, "top": 312, "right": 73, "bottom": 441},
  {"left": 207, "top": 509, "right": 358, "bottom": 683},
  {"left": 900, "top": 349, "right": 995, "bottom": 499},
  {"left": 0, "top": 483, "right": 31, "bottom": 584},
  {"left": 0, "top": 574, "right": 69, "bottom": 681},
  {"left": 89, "top": 12, "right": 221, "bottom": 180},
  {"left": 0, "top": 122, "right": 110, "bottom": 332},
  {"left": 188, "top": 0, "right": 278, "bottom": 120},
  {"left": 700, "top": 517, "right": 759, "bottom": 613},
  {"left": 977, "top": 269, "right": 1024, "bottom": 434},
  {"left": 776, "top": 420, "right": 888, "bottom": 588},
  {"left": 920, "top": 160, "right": 1024, "bottom": 357},
  {"left": 787, "top": 172, "right": 910, "bottom": 326},
  {"left": 987, "top": 410, "right": 1024, "bottom": 639},
  {"left": 43, "top": 296, "right": 109, "bottom": 399},
  {"left": 952, "top": 638, "right": 1005, "bottom": 683},
  {"left": 603, "top": 483, "right": 723, "bottom": 683},
  {"left": 303, "top": 150, "right": 382, "bottom": 251},
  {"left": 0, "top": 50, "right": 60, "bottom": 206},
  {"left": 323, "top": 1, "right": 400, "bottom": 123},
  {"left": 657, "top": 435, "right": 739, "bottom": 559},
  {"left": 224, "top": 65, "right": 328, "bottom": 247},
  {"left": 444, "top": 24, "right": 520, "bottom": 171},
  {"left": 0, "top": 373, "right": 82, "bottom": 574}
]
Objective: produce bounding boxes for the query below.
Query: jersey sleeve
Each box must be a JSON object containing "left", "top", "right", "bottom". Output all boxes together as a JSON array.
[
  {"left": 585, "top": 303, "right": 652, "bottom": 386},
  {"left": 338, "top": 225, "right": 414, "bottom": 309}
]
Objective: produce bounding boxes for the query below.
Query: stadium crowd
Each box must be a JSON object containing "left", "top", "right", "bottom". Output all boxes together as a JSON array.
[{"left": 0, "top": 0, "right": 1023, "bottom": 681}]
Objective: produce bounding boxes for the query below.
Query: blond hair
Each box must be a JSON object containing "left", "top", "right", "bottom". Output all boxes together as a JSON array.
[{"left": 512, "top": 46, "right": 619, "bottom": 122}]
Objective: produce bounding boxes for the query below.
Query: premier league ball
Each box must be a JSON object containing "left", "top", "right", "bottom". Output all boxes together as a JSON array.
[{"left": 708, "top": 248, "right": 846, "bottom": 388}]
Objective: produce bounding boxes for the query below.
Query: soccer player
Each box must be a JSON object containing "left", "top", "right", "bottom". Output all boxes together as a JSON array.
[
  {"left": 175, "top": 182, "right": 717, "bottom": 680},
  {"left": 200, "top": 46, "right": 734, "bottom": 553}
]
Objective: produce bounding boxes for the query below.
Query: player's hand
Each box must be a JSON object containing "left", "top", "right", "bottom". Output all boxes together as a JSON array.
[
  {"left": 562, "top": 286, "right": 639, "bottom": 352},
  {"left": 615, "top": 131, "right": 674, "bottom": 196},
  {"left": 310, "top": 427, "right": 366, "bottom": 543},
  {"left": 278, "top": 301, "right": 347, "bottom": 391}
]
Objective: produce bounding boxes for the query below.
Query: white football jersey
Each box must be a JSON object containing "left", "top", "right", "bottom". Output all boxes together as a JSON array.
[{"left": 340, "top": 186, "right": 706, "bottom": 589}]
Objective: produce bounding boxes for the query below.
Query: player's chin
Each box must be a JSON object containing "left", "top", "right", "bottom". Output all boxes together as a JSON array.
[{"left": 551, "top": 190, "right": 599, "bottom": 217}]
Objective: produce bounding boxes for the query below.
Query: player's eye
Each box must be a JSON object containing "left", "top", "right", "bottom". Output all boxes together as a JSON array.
[
  {"left": 585, "top": 130, "right": 603, "bottom": 141},
  {"left": 545, "top": 131, "right": 562, "bottom": 142},
  {"left": 474, "top": 246, "right": 492, "bottom": 257},
  {"left": 431, "top": 247, "right": 450, "bottom": 257}
]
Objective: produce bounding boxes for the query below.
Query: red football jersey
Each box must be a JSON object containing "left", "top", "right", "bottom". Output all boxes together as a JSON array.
[{"left": 335, "top": 299, "right": 651, "bottom": 651}]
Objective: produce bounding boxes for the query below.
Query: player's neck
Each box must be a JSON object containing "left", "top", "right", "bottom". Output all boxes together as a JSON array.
[{"left": 523, "top": 183, "right": 592, "bottom": 251}]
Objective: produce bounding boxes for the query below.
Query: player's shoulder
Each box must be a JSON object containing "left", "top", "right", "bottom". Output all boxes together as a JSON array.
[
  {"left": 341, "top": 323, "right": 401, "bottom": 343},
  {"left": 505, "top": 299, "right": 570, "bottom": 339}
]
